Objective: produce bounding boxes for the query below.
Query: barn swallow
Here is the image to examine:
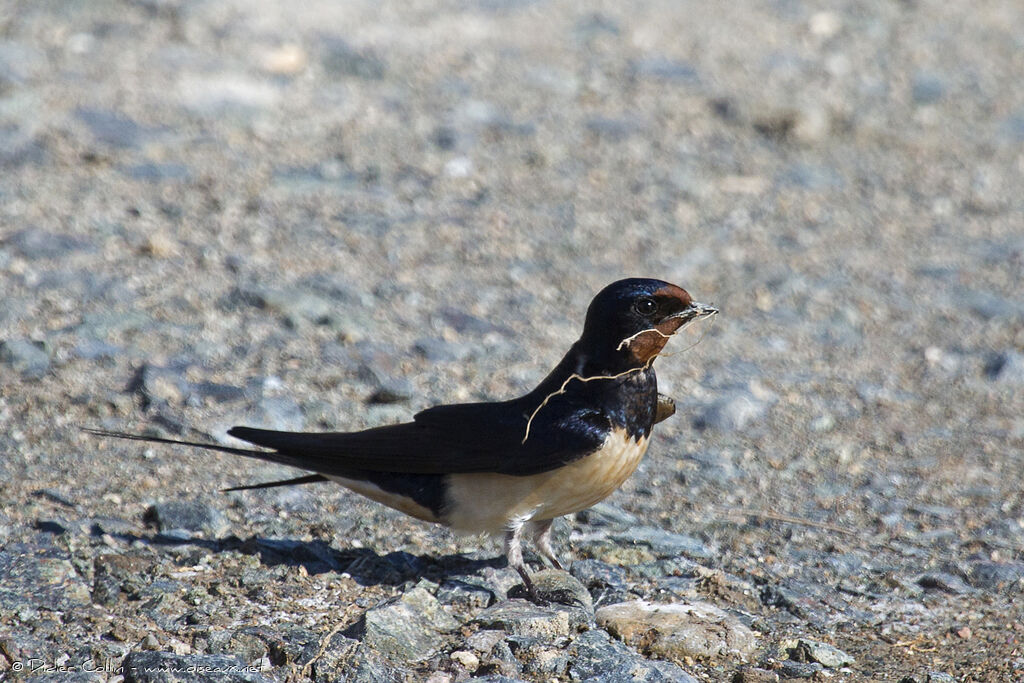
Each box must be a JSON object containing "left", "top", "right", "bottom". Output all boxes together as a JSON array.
[{"left": 87, "top": 278, "right": 717, "bottom": 598}]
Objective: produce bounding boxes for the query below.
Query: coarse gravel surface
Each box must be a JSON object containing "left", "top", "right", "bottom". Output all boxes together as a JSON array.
[{"left": 1, "top": 0, "right": 1023, "bottom": 681}]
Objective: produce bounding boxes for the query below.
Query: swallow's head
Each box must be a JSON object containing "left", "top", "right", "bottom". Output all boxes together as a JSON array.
[{"left": 581, "top": 278, "right": 717, "bottom": 365}]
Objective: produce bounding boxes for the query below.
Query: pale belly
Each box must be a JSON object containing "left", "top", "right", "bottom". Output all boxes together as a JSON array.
[{"left": 442, "top": 427, "right": 649, "bottom": 535}]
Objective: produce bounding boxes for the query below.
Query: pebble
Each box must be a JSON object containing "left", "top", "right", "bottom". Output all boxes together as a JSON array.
[
  {"left": 321, "top": 38, "right": 386, "bottom": 80},
  {"left": 0, "top": 338, "right": 50, "bottom": 379},
  {"left": 312, "top": 634, "right": 407, "bottom": 683},
  {"left": 967, "top": 560, "right": 1024, "bottom": 591},
  {"left": 145, "top": 500, "right": 230, "bottom": 537},
  {"left": 984, "top": 351, "right": 1024, "bottom": 384},
  {"left": 595, "top": 599, "right": 758, "bottom": 660},
  {"left": 7, "top": 227, "right": 94, "bottom": 260},
  {"left": 473, "top": 599, "right": 573, "bottom": 638},
  {"left": 610, "top": 526, "right": 715, "bottom": 559},
  {"left": 567, "top": 628, "right": 699, "bottom": 682},
  {"left": 0, "top": 547, "right": 91, "bottom": 611},
  {"left": 354, "top": 584, "right": 460, "bottom": 663},
  {"left": 912, "top": 73, "right": 947, "bottom": 105},
  {"left": 781, "top": 638, "right": 855, "bottom": 668},
  {"left": 437, "top": 577, "right": 499, "bottom": 608},
  {"left": 916, "top": 572, "right": 973, "bottom": 595},
  {"left": 695, "top": 386, "right": 775, "bottom": 432}
]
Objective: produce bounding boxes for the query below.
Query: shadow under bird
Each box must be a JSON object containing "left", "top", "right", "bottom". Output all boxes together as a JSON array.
[{"left": 88, "top": 278, "right": 717, "bottom": 598}]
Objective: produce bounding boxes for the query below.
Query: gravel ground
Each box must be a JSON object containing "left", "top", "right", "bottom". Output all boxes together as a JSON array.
[{"left": 1, "top": 0, "right": 1023, "bottom": 681}]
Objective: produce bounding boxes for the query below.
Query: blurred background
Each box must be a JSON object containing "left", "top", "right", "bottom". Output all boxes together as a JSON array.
[{"left": 1, "top": 0, "right": 1022, "bottom": 677}]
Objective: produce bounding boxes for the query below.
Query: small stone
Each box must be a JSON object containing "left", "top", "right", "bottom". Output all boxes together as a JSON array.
[
  {"left": 782, "top": 638, "right": 855, "bottom": 668},
  {"left": 912, "top": 73, "right": 946, "bottom": 104},
  {"left": 473, "top": 599, "right": 572, "bottom": 638},
  {"left": 437, "top": 577, "right": 498, "bottom": 608},
  {"left": 732, "top": 667, "right": 780, "bottom": 682},
  {"left": 0, "top": 547, "right": 91, "bottom": 610},
  {"left": 311, "top": 633, "right": 408, "bottom": 683},
  {"left": 321, "top": 39, "right": 386, "bottom": 80},
  {"left": 261, "top": 44, "right": 307, "bottom": 75},
  {"left": 518, "top": 569, "right": 594, "bottom": 614},
  {"left": 450, "top": 649, "right": 480, "bottom": 671},
  {"left": 7, "top": 227, "right": 94, "bottom": 260},
  {"left": 777, "top": 660, "right": 823, "bottom": 678},
  {"left": 570, "top": 559, "right": 630, "bottom": 597},
  {"left": 695, "top": 386, "right": 775, "bottom": 432},
  {"left": 506, "top": 635, "right": 570, "bottom": 676},
  {"left": 808, "top": 11, "right": 841, "bottom": 38},
  {"left": 355, "top": 585, "right": 460, "bottom": 663},
  {"left": 967, "top": 560, "right": 1024, "bottom": 590},
  {"left": 596, "top": 599, "right": 757, "bottom": 661},
  {"left": 985, "top": 351, "right": 1024, "bottom": 384},
  {"left": 0, "top": 338, "right": 50, "bottom": 379},
  {"left": 917, "top": 572, "right": 973, "bottom": 595},
  {"left": 568, "top": 628, "right": 698, "bottom": 682},
  {"left": 926, "top": 673, "right": 956, "bottom": 683},
  {"left": 141, "top": 634, "right": 161, "bottom": 650},
  {"left": 611, "top": 526, "right": 715, "bottom": 559},
  {"left": 142, "top": 231, "right": 178, "bottom": 257},
  {"left": 146, "top": 500, "right": 230, "bottom": 537}
]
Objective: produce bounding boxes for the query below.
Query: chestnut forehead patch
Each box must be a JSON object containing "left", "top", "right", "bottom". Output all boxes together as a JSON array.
[{"left": 652, "top": 284, "right": 692, "bottom": 307}]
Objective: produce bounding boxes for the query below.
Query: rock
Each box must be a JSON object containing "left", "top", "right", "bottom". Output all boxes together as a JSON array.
[
  {"left": 595, "top": 600, "right": 757, "bottom": 661},
  {"left": 777, "top": 660, "right": 823, "bottom": 678},
  {"left": 122, "top": 651, "right": 271, "bottom": 682},
  {"left": 474, "top": 599, "right": 573, "bottom": 638},
  {"left": 576, "top": 502, "right": 639, "bottom": 528},
  {"left": 229, "top": 283, "right": 373, "bottom": 338},
  {"left": 450, "top": 649, "right": 480, "bottom": 671},
  {"left": 984, "top": 351, "right": 1024, "bottom": 384},
  {"left": 353, "top": 584, "right": 459, "bottom": 663},
  {"left": 437, "top": 577, "right": 499, "bottom": 608},
  {"left": 966, "top": 561, "right": 1024, "bottom": 591},
  {"left": 249, "top": 395, "right": 305, "bottom": 432},
  {"left": 311, "top": 634, "right": 408, "bottom": 683},
  {"left": 506, "top": 635, "right": 570, "bottom": 676},
  {"left": 145, "top": 500, "right": 230, "bottom": 537},
  {"left": 0, "top": 546, "right": 91, "bottom": 610},
  {"left": 92, "top": 554, "right": 156, "bottom": 605},
  {"left": 568, "top": 628, "right": 698, "bottom": 682},
  {"left": 695, "top": 386, "right": 775, "bottom": 432},
  {"left": 0, "top": 338, "right": 50, "bottom": 379},
  {"left": 912, "top": 73, "right": 946, "bottom": 105},
  {"left": 75, "top": 107, "right": 162, "bottom": 149},
  {"left": 6, "top": 227, "right": 93, "bottom": 260},
  {"left": 782, "top": 638, "right": 855, "bottom": 668},
  {"left": 917, "top": 572, "right": 973, "bottom": 595},
  {"left": 321, "top": 39, "right": 386, "bottom": 80},
  {"left": 732, "top": 667, "right": 780, "bottom": 682},
  {"left": 628, "top": 57, "right": 700, "bottom": 85},
  {"left": 570, "top": 559, "right": 631, "bottom": 606},
  {"left": 413, "top": 337, "right": 474, "bottom": 362},
  {"left": 513, "top": 569, "right": 593, "bottom": 615},
  {"left": 610, "top": 526, "right": 715, "bottom": 559}
]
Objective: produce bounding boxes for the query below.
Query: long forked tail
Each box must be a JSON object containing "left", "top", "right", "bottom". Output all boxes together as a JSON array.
[{"left": 82, "top": 427, "right": 328, "bottom": 491}]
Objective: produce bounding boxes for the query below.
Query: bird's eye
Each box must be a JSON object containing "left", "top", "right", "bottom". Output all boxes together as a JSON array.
[{"left": 633, "top": 297, "right": 657, "bottom": 316}]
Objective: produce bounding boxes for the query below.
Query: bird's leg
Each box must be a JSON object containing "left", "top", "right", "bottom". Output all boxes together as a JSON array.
[
  {"left": 531, "top": 519, "right": 564, "bottom": 570},
  {"left": 504, "top": 522, "right": 539, "bottom": 601}
]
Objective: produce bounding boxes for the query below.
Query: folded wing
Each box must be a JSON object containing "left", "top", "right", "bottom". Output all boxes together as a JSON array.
[{"left": 228, "top": 399, "right": 609, "bottom": 477}]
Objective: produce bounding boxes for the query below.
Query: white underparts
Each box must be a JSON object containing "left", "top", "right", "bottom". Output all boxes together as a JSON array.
[{"left": 443, "top": 427, "right": 649, "bottom": 535}]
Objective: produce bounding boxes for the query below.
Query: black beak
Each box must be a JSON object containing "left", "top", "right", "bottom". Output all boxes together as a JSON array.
[{"left": 662, "top": 301, "right": 718, "bottom": 326}]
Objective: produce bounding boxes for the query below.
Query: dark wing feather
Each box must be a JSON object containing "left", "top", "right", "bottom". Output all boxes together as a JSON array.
[{"left": 227, "top": 399, "right": 610, "bottom": 477}]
